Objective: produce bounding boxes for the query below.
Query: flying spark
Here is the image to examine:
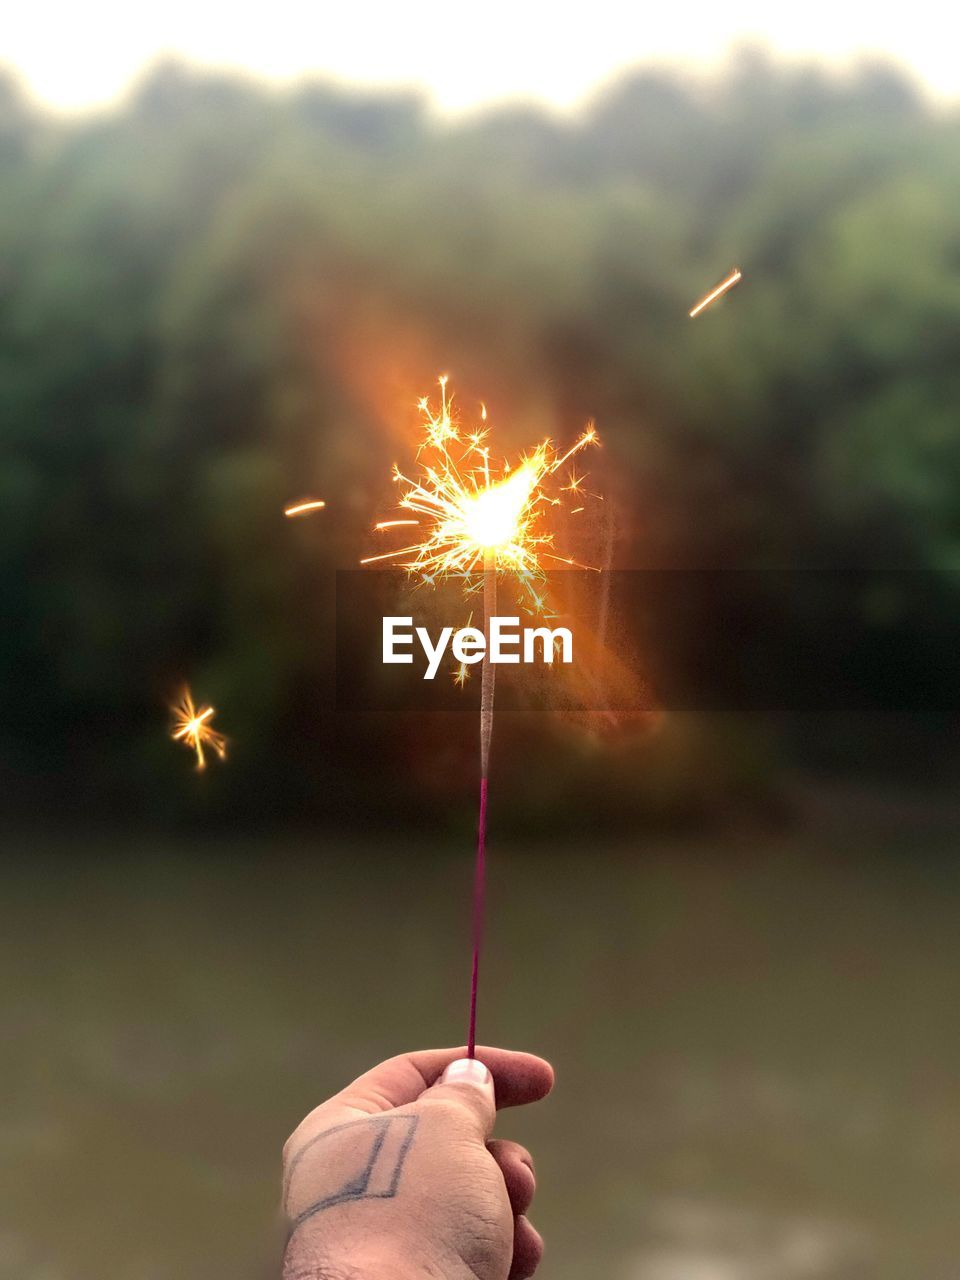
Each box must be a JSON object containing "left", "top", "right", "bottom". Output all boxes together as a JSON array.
[
  {"left": 689, "top": 267, "right": 742, "bottom": 317},
  {"left": 284, "top": 499, "right": 327, "bottom": 518},
  {"left": 170, "top": 689, "right": 227, "bottom": 771}
]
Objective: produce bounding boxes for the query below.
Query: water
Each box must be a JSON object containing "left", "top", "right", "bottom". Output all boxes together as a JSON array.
[{"left": 3, "top": 799, "right": 960, "bottom": 1279}]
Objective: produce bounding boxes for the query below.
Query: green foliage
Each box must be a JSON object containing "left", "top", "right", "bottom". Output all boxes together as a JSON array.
[{"left": 0, "top": 53, "right": 957, "bottom": 824}]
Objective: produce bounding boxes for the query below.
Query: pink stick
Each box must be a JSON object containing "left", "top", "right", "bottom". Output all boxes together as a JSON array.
[
  {"left": 467, "top": 774, "right": 489, "bottom": 1059},
  {"left": 468, "top": 552, "right": 496, "bottom": 1059}
]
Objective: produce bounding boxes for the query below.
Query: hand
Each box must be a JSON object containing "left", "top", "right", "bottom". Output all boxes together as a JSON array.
[{"left": 282, "top": 1045, "right": 555, "bottom": 1280}]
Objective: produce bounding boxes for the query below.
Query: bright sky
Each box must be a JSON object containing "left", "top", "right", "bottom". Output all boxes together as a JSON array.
[{"left": 8, "top": 1, "right": 957, "bottom": 113}]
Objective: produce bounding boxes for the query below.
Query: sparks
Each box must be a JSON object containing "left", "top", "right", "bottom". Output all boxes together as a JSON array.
[
  {"left": 689, "top": 267, "right": 742, "bottom": 318},
  {"left": 170, "top": 689, "right": 227, "bottom": 771},
  {"left": 362, "top": 378, "right": 599, "bottom": 600},
  {"left": 284, "top": 499, "right": 327, "bottom": 518}
]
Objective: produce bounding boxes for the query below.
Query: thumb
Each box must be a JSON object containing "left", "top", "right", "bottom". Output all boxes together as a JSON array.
[{"left": 424, "top": 1057, "right": 497, "bottom": 1138}]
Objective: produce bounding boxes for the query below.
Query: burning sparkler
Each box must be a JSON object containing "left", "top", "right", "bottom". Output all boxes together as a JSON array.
[
  {"left": 362, "top": 377, "right": 596, "bottom": 583},
  {"left": 689, "top": 267, "right": 742, "bottom": 317},
  {"left": 365, "top": 376, "right": 600, "bottom": 1055},
  {"left": 170, "top": 688, "right": 227, "bottom": 771}
]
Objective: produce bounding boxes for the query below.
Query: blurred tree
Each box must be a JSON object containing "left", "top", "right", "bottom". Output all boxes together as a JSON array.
[{"left": 0, "top": 54, "right": 956, "bottom": 827}]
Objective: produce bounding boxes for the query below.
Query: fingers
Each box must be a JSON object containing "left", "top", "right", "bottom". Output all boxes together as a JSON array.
[
  {"left": 286, "top": 1046, "right": 554, "bottom": 1162},
  {"left": 488, "top": 1139, "right": 536, "bottom": 1214},
  {"left": 423, "top": 1058, "right": 496, "bottom": 1138},
  {"left": 509, "top": 1215, "right": 544, "bottom": 1280},
  {"left": 489, "top": 1139, "right": 541, "bottom": 1278},
  {"left": 488, "top": 1146, "right": 542, "bottom": 1274},
  {"left": 329, "top": 1045, "right": 554, "bottom": 1119}
]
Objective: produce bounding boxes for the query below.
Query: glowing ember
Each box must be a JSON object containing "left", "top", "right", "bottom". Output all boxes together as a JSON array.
[
  {"left": 170, "top": 689, "right": 227, "bottom": 771},
  {"left": 284, "top": 499, "right": 327, "bottom": 518},
  {"left": 689, "top": 267, "right": 742, "bottom": 317}
]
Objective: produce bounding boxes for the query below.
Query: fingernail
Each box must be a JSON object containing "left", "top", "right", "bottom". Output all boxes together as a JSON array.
[{"left": 440, "top": 1058, "right": 492, "bottom": 1086}]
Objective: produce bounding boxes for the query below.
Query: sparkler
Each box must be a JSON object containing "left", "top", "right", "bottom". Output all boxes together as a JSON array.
[
  {"left": 366, "top": 377, "right": 599, "bottom": 1056},
  {"left": 689, "top": 267, "right": 742, "bottom": 317},
  {"left": 170, "top": 688, "right": 227, "bottom": 771}
]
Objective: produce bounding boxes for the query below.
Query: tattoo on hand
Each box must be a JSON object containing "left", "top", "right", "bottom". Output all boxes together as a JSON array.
[{"left": 284, "top": 1115, "right": 420, "bottom": 1235}]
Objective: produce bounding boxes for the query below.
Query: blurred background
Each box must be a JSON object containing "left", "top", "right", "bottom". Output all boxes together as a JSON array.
[{"left": 2, "top": 4, "right": 960, "bottom": 1276}]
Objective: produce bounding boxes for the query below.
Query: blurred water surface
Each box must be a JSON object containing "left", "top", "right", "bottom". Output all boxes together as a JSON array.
[{"left": 3, "top": 793, "right": 960, "bottom": 1280}]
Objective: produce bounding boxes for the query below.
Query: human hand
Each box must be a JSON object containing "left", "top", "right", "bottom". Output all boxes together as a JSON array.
[{"left": 282, "top": 1045, "right": 554, "bottom": 1280}]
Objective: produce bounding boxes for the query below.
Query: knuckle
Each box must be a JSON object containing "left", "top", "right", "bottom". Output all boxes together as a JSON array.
[
  {"left": 420, "top": 1095, "right": 473, "bottom": 1128},
  {"left": 281, "top": 1120, "right": 314, "bottom": 1170}
]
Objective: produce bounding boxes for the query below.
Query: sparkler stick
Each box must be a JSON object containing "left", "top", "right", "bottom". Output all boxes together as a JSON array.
[
  {"left": 480, "top": 550, "right": 497, "bottom": 779},
  {"left": 366, "top": 378, "right": 599, "bottom": 1055},
  {"left": 689, "top": 267, "right": 742, "bottom": 317},
  {"left": 467, "top": 549, "right": 497, "bottom": 1057}
]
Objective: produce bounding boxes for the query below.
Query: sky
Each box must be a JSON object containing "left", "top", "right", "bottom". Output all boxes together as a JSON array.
[{"left": 7, "top": 0, "right": 957, "bottom": 113}]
